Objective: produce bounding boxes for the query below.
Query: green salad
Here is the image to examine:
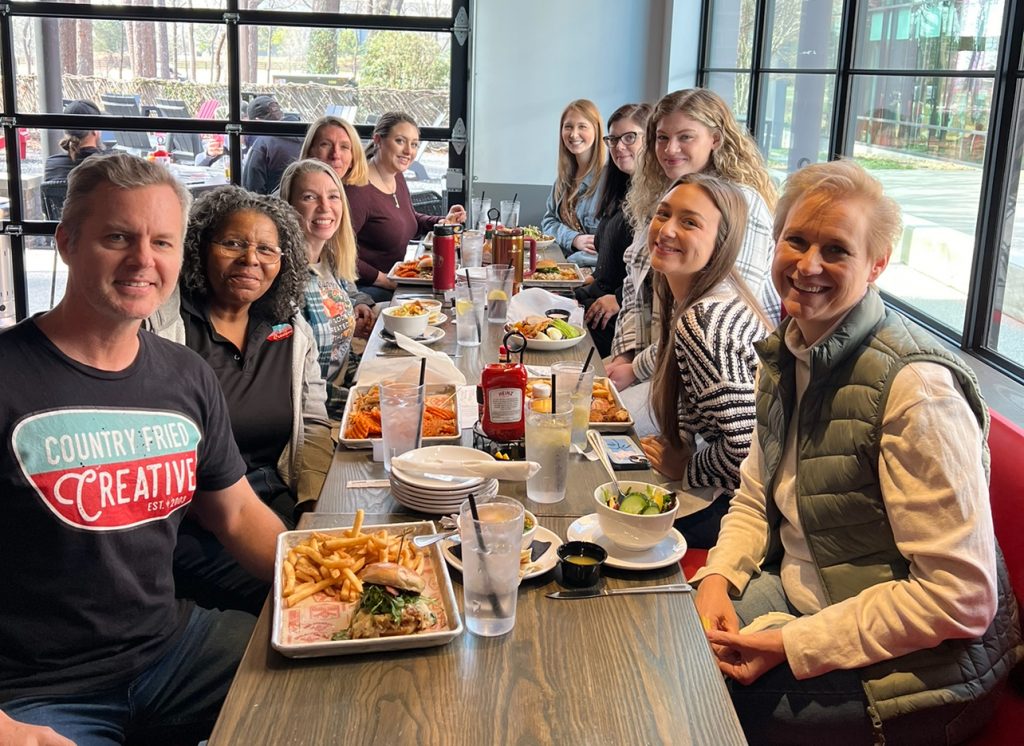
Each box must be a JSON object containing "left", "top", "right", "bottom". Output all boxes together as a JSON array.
[{"left": 603, "top": 484, "right": 675, "bottom": 515}]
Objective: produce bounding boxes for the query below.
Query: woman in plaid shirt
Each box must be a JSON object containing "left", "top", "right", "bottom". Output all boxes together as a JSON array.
[{"left": 281, "top": 159, "right": 375, "bottom": 421}]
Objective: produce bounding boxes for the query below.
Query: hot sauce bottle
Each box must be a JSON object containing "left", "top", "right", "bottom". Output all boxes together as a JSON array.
[{"left": 480, "top": 343, "right": 527, "bottom": 442}]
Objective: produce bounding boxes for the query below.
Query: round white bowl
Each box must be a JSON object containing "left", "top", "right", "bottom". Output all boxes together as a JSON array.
[
  {"left": 456, "top": 504, "right": 536, "bottom": 549},
  {"left": 594, "top": 481, "right": 675, "bottom": 552},
  {"left": 382, "top": 303, "right": 430, "bottom": 337}
]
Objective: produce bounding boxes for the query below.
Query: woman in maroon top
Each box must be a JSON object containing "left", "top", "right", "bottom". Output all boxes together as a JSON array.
[{"left": 346, "top": 111, "right": 465, "bottom": 301}]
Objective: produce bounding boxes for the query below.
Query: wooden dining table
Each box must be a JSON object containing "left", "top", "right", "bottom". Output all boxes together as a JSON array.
[
  {"left": 209, "top": 252, "right": 748, "bottom": 745},
  {"left": 208, "top": 514, "right": 747, "bottom": 746}
]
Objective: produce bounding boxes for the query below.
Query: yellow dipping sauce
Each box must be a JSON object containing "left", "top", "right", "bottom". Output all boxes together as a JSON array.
[{"left": 564, "top": 555, "right": 600, "bottom": 566}]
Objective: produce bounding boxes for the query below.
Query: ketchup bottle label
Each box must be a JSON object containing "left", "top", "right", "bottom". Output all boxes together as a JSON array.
[{"left": 486, "top": 388, "right": 523, "bottom": 423}]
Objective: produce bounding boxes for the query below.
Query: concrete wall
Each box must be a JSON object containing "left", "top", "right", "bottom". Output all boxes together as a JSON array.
[{"left": 468, "top": 0, "right": 700, "bottom": 227}]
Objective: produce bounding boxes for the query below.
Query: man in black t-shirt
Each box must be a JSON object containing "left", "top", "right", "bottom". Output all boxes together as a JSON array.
[{"left": 0, "top": 154, "right": 286, "bottom": 745}]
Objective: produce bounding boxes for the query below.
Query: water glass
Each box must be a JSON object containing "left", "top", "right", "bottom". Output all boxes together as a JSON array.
[
  {"left": 454, "top": 268, "right": 486, "bottom": 347},
  {"left": 485, "top": 265, "right": 514, "bottom": 323},
  {"left": 525, "top": 402, "right": 573, "bottom": 503},
  {"left": 499, "top": 199, "right": 520, "bottom": 228},
  {"left": 380, "top": 380, "right": 425, "bottom": 472},
  {"left": 461, "top": 230, "right": 484, "bottom": 267},
  {"left": 471, "top": 196, "right": 492, "bottom": 231},
  {"left": 460, "top": 496, "right": 524, "bottom": 637},
  {"left": 551, "top": 361, "right": 595, "bottom": 449}
]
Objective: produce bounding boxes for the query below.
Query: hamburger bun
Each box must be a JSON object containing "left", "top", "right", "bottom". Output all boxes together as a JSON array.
[
  {"left": 535, "top": 259, "right": 558, "bottom": 271},
  {"left": 417, "top": 254, "right": 434, "bottom": 271},
  {"left": 360, "top": 562, "right": 426, "bottom": 594}
]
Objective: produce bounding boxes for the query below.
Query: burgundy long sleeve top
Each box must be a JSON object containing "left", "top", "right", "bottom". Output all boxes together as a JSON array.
[{"left": 346, "top": 173, "right": 441, "bottom": 285}]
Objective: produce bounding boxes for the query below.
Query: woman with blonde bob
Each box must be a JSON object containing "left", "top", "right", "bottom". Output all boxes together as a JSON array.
[
  {"left": 642, "top": 173, "right": 770, "bottom": 548},
  {"left": 280, "top": 158, "right": 374, "bottom": 420},
  {"left": 540, "top": 99, "right": 606, "bottom": 267},
  {"left": 606, "top": 89, "right": 779, "bottom": 434},
  {"left": 692, "top": 160, "right": 1023, "bottom": 744},
  {"left": 300, "top": 115, "right": 369, "bottom": 186}
]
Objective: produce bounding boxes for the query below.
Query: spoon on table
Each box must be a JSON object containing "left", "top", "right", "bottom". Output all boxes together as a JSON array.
[
  {"left": 587, "top": 429, "right": 628, "bottom": 507},
  {"left": 412, "top": 529, "right": 459, "bottom": 548}
]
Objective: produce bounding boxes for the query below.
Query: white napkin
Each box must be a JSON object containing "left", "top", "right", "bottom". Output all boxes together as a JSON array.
[
  {"left": 356, "top": 333, "right": 466, "bottom": 386},
  {"left": 391, "top": 454, "right": 541, "bottom": 481},
  {"left": 507, "top": 287, "right": 584, "bottom": 326}
]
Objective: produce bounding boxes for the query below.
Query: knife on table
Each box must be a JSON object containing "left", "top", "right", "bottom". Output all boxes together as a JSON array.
[{"left": 546, "top": 583, "right": 693, "bottom": 599}]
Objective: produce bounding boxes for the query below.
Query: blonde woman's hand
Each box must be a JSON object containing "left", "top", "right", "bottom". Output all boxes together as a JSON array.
[
  {"left": 584, "top": 294, "right": 620, "bottom": 329},
  {"left": 571, "top": 233, "right": 596, "bottom": 252},
  {"left": 445, "top": 204, "right": 467, "bottom": 224},
  {"left": 353, "top": 304, "right": 374, "bottom": 338}
]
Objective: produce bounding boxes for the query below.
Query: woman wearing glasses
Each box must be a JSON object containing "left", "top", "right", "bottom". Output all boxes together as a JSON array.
[
  {"left": 149, "top": 185, "right": 333, "bottom": 614},
  {"left": 540, "top": 99, "right": 606, "bottom": 267},
  {"left": 573, "top": 103, "right": 650, "bottom": 356}
]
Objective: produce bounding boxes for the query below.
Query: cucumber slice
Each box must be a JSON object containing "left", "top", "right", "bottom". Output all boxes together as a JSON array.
[
  {"left": 619, "top": 493, "right": 648, "bottom": 514},
  {"left": 640, "top": 503, "right": 661, "bottom": 515}
]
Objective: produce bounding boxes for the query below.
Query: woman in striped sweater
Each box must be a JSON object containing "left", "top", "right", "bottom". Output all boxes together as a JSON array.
[{"left": 641, "top": 173, "right": 771, "bottom": 548}]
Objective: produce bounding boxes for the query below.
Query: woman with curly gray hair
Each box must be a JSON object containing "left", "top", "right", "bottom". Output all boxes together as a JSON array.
[{"left": 149, "top": 185, "right": 333, "bottom": 615}]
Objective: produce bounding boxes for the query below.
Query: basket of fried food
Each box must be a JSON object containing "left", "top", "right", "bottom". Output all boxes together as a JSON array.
[
  {"left": 525, "top": 376, "right": 631, "bottom": 431},
  {"left": 340, "top": 383, "right": 460, "bottom": 447},
  {"left": 272, "top": 511, "right": 463, "bottom": 658}
]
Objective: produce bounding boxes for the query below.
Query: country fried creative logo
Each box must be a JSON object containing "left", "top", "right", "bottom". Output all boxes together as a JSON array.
[{"left": 12, "top": 409, "right": 202, "bottom": 530}]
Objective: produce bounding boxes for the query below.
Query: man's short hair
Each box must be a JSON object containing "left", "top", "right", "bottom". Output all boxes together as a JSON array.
[
  {"left": 60, "top": 153, "right": 192, "bottom": 248},
  {"left": 247, "top": 95, "right": 283, "bottom": 121}
]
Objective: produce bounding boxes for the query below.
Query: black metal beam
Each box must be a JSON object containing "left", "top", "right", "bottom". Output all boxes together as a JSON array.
[{"left": 0, "top": 2, "right": 28, "bottom": 320}]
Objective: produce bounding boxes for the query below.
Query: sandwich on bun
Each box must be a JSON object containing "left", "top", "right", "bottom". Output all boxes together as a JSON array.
[
  {"left": 348, "top": 562, "right": 437, "bottom": 639},
  {"left": 534, "top": 259, "right": 561, "bottom": 278},
  {"left": 416, "top": 254, "right": 434, "bottom": 272}
]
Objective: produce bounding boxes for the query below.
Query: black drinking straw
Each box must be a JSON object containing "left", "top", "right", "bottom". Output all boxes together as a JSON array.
[
  {"left": 550, "top": 373, "right": 558, "bottom": 417},
  {"left": 413, "top": 358, "right": 427, "bottom": 448},
  {"left": 464, "top": 270, "right": 482, "bottom": 343},
  {"left": 575, "top": 347, "right": 596, "bottom": 394},
  {"left": 468, "top": 494, "right": 506, "bottom": 618}
]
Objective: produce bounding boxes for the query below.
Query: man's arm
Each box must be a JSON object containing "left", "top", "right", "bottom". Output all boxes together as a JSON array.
[{"left": 191, "top": 477, "right": 285, "bottom": 582}]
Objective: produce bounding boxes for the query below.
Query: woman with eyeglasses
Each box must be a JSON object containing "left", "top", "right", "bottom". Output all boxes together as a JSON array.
[
  {"left": 573, "top": 103, "right": 650, "bottom": 356},
  {"left": 280, "top": 159, "right": 374, "bottom": 421},
  {"left": 540, "top": 99, "right": 606, "bottom": 268},
  {"left": 605, "top": 88, "right": 779, "bottom": 436},
  {"left": 148, "top": 185, "right": 333, "bottom": 614}
]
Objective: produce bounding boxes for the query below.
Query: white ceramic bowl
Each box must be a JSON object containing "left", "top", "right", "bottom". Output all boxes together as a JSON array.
[
  {"left": 382, "top": 303, "right": 430, "bottom": 337},
  {"left": 594, "top": 481, "right": 675, "bottom": 551},
  {"left": 506, "top": 322, "right": 587, "bottom": 351},
  {"left": 521, "top": 509, "right": 538, "bottom": 550}
]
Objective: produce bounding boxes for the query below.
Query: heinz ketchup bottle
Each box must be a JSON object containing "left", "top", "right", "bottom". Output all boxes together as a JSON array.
[{"left": 480, "top": 345, "right": 526, "bottom": 442}]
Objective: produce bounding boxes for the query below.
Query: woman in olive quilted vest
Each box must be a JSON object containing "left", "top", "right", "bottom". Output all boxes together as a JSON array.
[{"left": 691, "top": 160, "right": 1023, "bottom": 745}]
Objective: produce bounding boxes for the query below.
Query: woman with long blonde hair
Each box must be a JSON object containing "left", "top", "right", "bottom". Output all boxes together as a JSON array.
[
  {"left": 300, "top": 115, "right": 369, "bottom": 186},
  {"left": 281, "top": 158, "right": 374, "bottom": 420},
  {"left": 641, "top": 173, "right": 770, "bottom": 547},
  {"left": 606, "top": 89, "right": 779, "bottom": 435},
  {"left": 540, "top": 99, "right": 606, "bottom": 267}
]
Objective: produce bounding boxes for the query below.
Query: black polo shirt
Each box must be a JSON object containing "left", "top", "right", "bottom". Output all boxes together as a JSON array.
[{"left": 180, "top": 293, "right": 293, "bottom": 473}]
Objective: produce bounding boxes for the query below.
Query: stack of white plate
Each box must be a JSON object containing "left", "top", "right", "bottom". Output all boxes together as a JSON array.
[{"left": 389, "top": 466, "right": 498, "bottom": 514}]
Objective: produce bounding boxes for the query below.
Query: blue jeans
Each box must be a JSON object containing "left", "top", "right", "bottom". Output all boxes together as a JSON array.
[
  {"left": 727, "top": 570, "right": 875, "bottom": 745},
  {"left": 1, "top": 606, "right": 254, "bottom": 745}
]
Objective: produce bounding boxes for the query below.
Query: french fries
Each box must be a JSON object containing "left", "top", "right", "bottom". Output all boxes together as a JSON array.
[{"left": 281, "top": 509, "right": 425, "bottom": 607}]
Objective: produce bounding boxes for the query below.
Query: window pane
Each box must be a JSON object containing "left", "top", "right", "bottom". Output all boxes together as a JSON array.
[
  {"left": 24, "top": 236, "right": 67, "bottom": 317},
  {"left": 13, "top": 16, "right": 226, "bottom": 118},
  {"left": 405, "top": 140, "right": 450, "bottom": 198},
  {"left": 756, "top": 73, "right": 834, "bottom": 176},
  {"left": 849, "top": 75, "right": 994, "bottom": 336},
  {"left": 854, "top": 0, "right": 1005, "bottom": 72},
  {"left": 0, "top": 234, "right": 17, "bottom": 327},
  {"left": 254, "top": 0, "right": 452, "bottom": 17},
  {"left": 12, "top": 1, "right": 225, "bottom": 7},
  {"left": 706, "top": 0, "right": 755, "bottom": 68},
  {"left": 989, "top": 89, "right": 1024, "bottom": 365},
  {"left": 706, "top": 72, "right": 751, "bottom": 131},
  {"left": 240, "top": 26, "right": 450, "bottom": 127},
  {"left": 764, "top": 0, "right": 842, "bottom": 69}
]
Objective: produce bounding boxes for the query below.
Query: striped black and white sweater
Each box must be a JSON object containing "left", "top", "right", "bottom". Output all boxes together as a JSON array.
[{"left": 670, "top": 282, "right": 768, "bottom": 493}]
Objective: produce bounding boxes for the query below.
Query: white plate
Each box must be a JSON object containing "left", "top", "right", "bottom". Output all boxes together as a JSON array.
[
  {"left": 390, "top": 446, "right": 491, "bottom": 489},
  {"left": 391, "top": 476, "right": 498, "bottom": 498},
  {"left": 428, "top": 312, "right": 449, "bottom": 326},
  {"left": 338, "top": 384, "right": 460, "bottom": 449},
  {"left": 386, "top": 260, "right": 434, "bottom": 286},
  {"left": 522, "top": 263, "right": 586, "bottom": 287},
  {"left": 380, "top": 326, "right": 445, "bottom": 346},
  {"left": 505, "top": 323, "right": 587, "bottom": 351},
  {"left": 271, "top": 522, "right": 463, "bottom": 658},
  {"left": 392, "top": 485, "right": 498, "bottom": 515},
  {"left": 588, "top": 377, "right": 635, "bottom": 433},
  {"left": 441, "top": 526, "right": 562, "bottom": 583},
  {"left": 566, "top": 514, "right": 687, "bottom": 570}
]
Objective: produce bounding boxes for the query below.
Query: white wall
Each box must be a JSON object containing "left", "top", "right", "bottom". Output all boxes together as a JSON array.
[{"left": 469, "top": 0, "right": 673, "bottom": 190}]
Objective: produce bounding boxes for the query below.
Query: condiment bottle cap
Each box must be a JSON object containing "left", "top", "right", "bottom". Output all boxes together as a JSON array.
[{"left": 532, "top": 382, "right": 551, "bottom": 399}]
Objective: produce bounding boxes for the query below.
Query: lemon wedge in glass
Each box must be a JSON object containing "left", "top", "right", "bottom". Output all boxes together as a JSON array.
[
  {"left": 487, "top": 289, "right": 509, "bottom": 302},
  {"left": 455, "top": 299, "right": 475, "bottom": 315}
]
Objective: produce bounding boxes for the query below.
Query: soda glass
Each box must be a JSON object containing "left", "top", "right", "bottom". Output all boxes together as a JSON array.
[
  {"left": 551, "top": 362, "right": 594, "bottom": 449},
  {"left": 525, "top": 401, "right": 573, "bottom": 503},
  {"left": 485, "top": 265, "right": 514, "bottom": 323},
  {"left": 454, "top": 269, "right": 486, "bottom": 346},
  {"left": 380, "top": 380, "right": 425, "bottom": 472},
  {"left": 460, "top": 496, "right": 524, "bottom": 637}
]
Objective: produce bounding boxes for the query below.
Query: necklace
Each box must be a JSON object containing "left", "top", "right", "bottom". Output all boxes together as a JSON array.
[{"left": 371, "top": 160, "right": 400, "bottom": 209}]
